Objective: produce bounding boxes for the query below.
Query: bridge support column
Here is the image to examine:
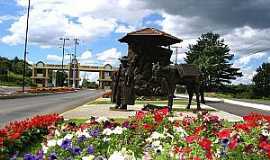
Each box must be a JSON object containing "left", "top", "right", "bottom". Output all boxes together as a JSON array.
[
  {"left": 32, "top": 66, "right": 35, "bottom": 84},
  {"left": 45, "top": 68, "right": 48, "bottom": 87}
]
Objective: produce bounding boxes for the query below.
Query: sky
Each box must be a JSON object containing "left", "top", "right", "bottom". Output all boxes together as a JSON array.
[{"left": 0, "top": 0, "right": 270, "bottom": 83}]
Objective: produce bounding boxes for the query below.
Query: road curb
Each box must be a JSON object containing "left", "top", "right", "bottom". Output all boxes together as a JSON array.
[
  {"left": 223, "top": 99, "right": 270, "bottom": 111},
  {"left": 0, "top": 91, "right": 77, "bottom": 100}
]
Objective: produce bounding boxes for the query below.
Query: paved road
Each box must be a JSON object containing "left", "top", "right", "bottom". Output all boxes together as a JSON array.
[
  {"left": 206, "top": 101, "right": 270, "bottom": 117},
  {"left": 0, "top": 89, "right": 105, "bottom": 127}
]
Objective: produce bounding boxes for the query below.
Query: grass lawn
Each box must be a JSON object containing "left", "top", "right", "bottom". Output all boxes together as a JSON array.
[{"left": 205, "top": 92, "right": 270, "bottom": 104}]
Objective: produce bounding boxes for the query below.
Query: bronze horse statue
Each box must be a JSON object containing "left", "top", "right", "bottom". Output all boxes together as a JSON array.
[{"left": 152, "top": 62, "right": 205, "bottom": 111}]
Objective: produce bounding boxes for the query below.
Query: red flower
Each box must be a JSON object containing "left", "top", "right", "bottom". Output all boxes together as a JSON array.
[
  {"left": 155, "top": 108, "right": 169, "bottom": 116},
  {"left": 154, "top": 113, "right": 163, "bottom": 123},
  {"left": 217, "top": 129, "right": 231, "bottom": 139},
  {"left": 194, "top": 126, "right": 203, "bottom": 135},
  {"left": 259, "top": 141, "right": 270, "bottom": 151},
  {"left": 206, "top": 151, "right": 213, "bottom": 160},
  {"left": 228, "top": 137, "right": 238, "bottom": 150},
  {"left": 199, "top": 138, "right": 212, "bottom": 151},
  {"left": 234, "top": 123, "right": 251, "bottom": 132},
  {"left": 0, "top": 137, "right": 4, "bottom": 146},
  {"left": 193, "top": 157, "right": 201, "bottom": 160},
  {"left": 8, "top": 132, "right": 20, "bottom": 140},
  {"left": 143, "top": 124, "right": 152, "bottom": 130},
  {"left": 135, "top": 111, "right": 145, "bottom": 120},
  {"left": 185, "top": 135, "right": 198, "bottom": 143}
]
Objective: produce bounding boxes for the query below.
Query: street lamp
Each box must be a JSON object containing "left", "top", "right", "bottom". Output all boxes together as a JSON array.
[
  {"left": 59, "top": 37, "right": 69, "bottom": 87},
  {"left": 22, "top": 0, "right": 31, "bottom": 92}
]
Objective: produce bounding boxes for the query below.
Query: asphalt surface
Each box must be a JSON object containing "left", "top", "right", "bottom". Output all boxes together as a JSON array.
[
  {"left": 0, "top": 89, "right": 105, "bottom": 127},
  {"left": 206, "top": 101, "right": 270, "bottom": 117}
]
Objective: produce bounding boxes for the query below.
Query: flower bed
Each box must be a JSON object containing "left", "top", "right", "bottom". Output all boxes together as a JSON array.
[
  {"left": 3, "top": 109, "right": 270, "bottom": 159},
  {"left": 0, "top": 114, "right": 63, "bottom": 159}
]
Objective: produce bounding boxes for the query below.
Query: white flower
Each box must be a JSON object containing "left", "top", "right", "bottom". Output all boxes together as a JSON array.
[
  {"left": 152, "top": 132, "right": 164, "bottom": 139},
  {"left": 54, "top": 130, "right": 61, "bottom": 137},
  {"left": 47, "top": 139, "right": 57, "bottom": 147},
  {"left": 96, "top": 117, "right": 109, "bottom": 123},
  {"left": 262, "top": 129, "right": 270, "bottom": 136},
  {"left": 56, "top": 138, "right": 63, "bottom": 146},
  {"left": 41, "top": 144, "right": 48, "bottom": 154},
  {"left": 173, "top": 126, "right": 187, "bottom": 137},
  {"left": 108, "top": 149, "right": 135, "bottom": 160},
  {"left": 76, "top": 129, "right": 91, "bottom": 138},
  {"left": 113, "top": 126, "right": 126, "bottom": 135},
  {"left": 152, "top": 141, "right": 161, "bottom": 147},
  {"left": 103, "top": 137, "right": 111, "bottom": 142},
  {"left": 168, "top": 117, "right": 175, "bottom": 122},
  {"left": 109, "top": 151, "right": 125, "bottom": 160},
  {"left": 103, "top": 128, "right": 113, "bottom": 136},
  {"left": 64, "top": 133, "right": 74, "bottom": 140},
  {"left": 154, "top": 146, "right": 163, "bottom": 154},
  {"left": 82, "top": 155, "right": 95, "bottom": 160}
]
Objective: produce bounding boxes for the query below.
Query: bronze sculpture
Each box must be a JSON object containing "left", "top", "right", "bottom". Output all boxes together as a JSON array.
[
  {"left": 111, "top": 28, "right": 205, "bottom": 111},
  {"left": 152, "top": 62, "right": 205, "bottom": 111}
]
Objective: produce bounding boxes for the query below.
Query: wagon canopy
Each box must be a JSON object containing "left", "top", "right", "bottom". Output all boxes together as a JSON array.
[{"left": 119, "top": 28, "right": 182, "bottom": 46}]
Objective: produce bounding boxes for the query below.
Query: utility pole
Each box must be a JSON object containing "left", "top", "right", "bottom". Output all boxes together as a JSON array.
[
  {"left": 66, "top": 52, "right": 74, "bottom": 87},
  {"left": 171, "top": 46, "right": 181, "bottom": 64},
  {"left": 73, "top": 38, "right": 79, "bottom": 88},
  {"left": 22, "top": 0, "right": 31, "bottom": 92},
  {"left": 60, "top": 37, "right": 69, "bottom": 87}
]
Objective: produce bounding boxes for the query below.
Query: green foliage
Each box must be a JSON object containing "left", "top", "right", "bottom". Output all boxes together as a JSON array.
[
  {"left": 252, "top": 63, "right": 270, "bottom": 98},
  {"left": 185, "top": 32, "right": 242, "bottom": 91},
  {"left": 56, "top": 71, "right": 67, "bottom": 87},
  {"left": 0, "top": 56, "right": 32, "bottom": 86},
  {"left": 81, "top": 79, "right": 98, "bottom": 89}
]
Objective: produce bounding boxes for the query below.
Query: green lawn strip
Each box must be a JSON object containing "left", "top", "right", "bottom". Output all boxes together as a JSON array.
[
  {"left": 205, "top": 92, "right": 270, "bottom": 104},
  {"left": 232, "top": 98, "right": 270, "bottom": 104}
]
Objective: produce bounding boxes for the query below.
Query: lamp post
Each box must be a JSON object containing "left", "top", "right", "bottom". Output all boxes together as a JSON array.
[
  {"left": 22, "top": 0, "right": 31, "bottom": 92},
  {"left": 59, "top": 37, "right": 69, "bottom": 87}
]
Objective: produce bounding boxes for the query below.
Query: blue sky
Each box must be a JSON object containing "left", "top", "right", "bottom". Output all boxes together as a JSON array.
[{"left": 0, "top": 0, "right": 270, "bottom": 83}]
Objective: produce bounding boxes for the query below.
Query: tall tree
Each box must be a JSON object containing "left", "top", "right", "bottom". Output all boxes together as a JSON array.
[
  {"left": 252, "top": 63, "right": 270, "bottom": 97},
  {"left": 185, "top": 32, "right": 242, "bottom": 90}
]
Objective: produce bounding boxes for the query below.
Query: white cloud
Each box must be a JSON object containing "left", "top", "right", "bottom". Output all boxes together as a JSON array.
[
  {"left": 2, "top": 0, "right": 151, "bottom": 46},
  {"left": 115, "top": 25, "right": 136, "bottom": 33},
  {"left": 96, "top": 48, "right": 122, "bottom": 66},
  {"left": 46, "top": 54, "right": 69, "bottom": 63},
  {"left": 223, "top": 26, "right": 270, "bottom": 55},
  {"left": 0, "top": 15, "right": 17, "bottom": 24},
  {"left": 80, "top": 72, "right": 99, "bottom": 82},
  {"left": 46, "top": 54, "right": 62, "bottom": 62},
  {"left": 78, "top": 50, "right": 94, "bottom": 65},
  {"left": 233, "top": 52, "right": 267, "bottom": 68},
  {"left": 232, "top": 67, "right": 257, "bottom": 84}
]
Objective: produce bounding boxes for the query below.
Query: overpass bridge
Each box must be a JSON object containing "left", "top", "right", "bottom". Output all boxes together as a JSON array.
[{"left": 31, "top": 61, "right": 117, "bottom": 89}]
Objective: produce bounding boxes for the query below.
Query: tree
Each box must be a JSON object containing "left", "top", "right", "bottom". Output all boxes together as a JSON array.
[
  {"left": 185, "top": 32, "right": 242, "bottom": 90},
  {"left": 252, "top": 63, "right": 270, "bottom": 98}
]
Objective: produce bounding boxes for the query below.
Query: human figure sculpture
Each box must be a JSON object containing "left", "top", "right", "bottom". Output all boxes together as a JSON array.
[{"left": 114, "top": 56, "right": 129, "bottom": 110}]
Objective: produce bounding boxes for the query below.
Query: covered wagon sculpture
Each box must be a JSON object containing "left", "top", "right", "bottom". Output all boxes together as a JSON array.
[{"left": 112, "top": 28, "right": 205, "bottom": 111}]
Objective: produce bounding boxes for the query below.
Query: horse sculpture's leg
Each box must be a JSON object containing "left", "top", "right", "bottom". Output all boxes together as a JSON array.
[
  {"left": 200, "top": 87, "right": 206, "bottom": 104},
  {"left": 195, "top": 86, "right": 202, "bottom": 110},
  {"left": 186, "top": 86, "right": 193, "bottom": 110}
]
